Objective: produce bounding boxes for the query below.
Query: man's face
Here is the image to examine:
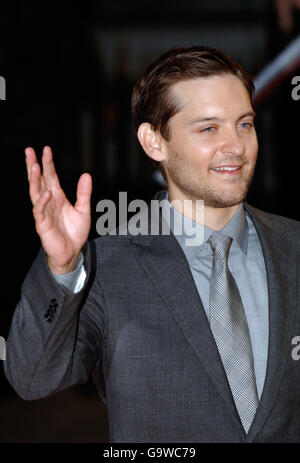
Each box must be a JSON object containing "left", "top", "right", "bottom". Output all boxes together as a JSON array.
[{"left": 161, "top": 74, "right": 258, "bottom": 208}]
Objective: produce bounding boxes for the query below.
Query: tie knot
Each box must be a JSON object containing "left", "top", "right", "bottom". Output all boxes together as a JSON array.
[{"left": 209, "top": 233, "right": 232, "bottom": 259}]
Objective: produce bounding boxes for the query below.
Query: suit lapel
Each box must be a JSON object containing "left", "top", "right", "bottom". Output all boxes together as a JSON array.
[
  {"left": 129, "top": 200, "right": 297, "bottom": 440},
  {"left": 244, "top": 203, "right": 298, "bottom": 441},
  {"left": 129, "top": 205, "right": 243, "bottom": 431}
]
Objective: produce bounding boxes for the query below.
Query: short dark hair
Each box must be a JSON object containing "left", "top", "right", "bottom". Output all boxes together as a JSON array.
[{"left": 131, "top": 46, "right": 255, "bottom": 175}]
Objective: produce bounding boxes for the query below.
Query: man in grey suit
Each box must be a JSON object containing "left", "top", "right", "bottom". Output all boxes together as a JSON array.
[{"left": 4, "top": 46, "right": 300, "bottom": 442}]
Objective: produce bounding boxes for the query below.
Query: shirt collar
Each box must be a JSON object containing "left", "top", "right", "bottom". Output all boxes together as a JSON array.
[{"left": 161, "top": 191, "right": 248, "bottom": 263}]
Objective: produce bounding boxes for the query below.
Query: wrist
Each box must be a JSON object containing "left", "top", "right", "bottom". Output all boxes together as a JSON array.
[{"left": 47, "top": 254, "right": 80, "bottom": 275}]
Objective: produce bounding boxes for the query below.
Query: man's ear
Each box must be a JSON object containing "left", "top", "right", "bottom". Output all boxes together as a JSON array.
[{"left": 137, "top": 123, "right": 166, "bottom": 162}]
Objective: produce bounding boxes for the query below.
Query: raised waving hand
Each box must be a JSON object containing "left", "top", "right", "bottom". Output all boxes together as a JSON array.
[{"left": 25, "top": 146, "right": 92, "bottom": 274}]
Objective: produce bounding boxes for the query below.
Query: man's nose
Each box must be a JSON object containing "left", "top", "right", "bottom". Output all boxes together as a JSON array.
[{"left": 221, "top": 128, "right": 245, "bottom": 156}]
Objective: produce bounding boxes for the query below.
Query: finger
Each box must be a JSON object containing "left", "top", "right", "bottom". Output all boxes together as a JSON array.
[
  {"left": 41, "top": 146, "right": 61, "bottom": 190},
  {"left": 25, "top": 146, "right": 38, "bottom": 182},
  {"left": 32, "top": 190, "right": 51, "bottom": 225},
  {"left": 25, "top": 147, "right": 47, "bottom": 193},
  {"left": 75, "top": 173, "right": 92, "bottom": 214},
  {"left": 29, "top": 163, "right": 44, "bottom": 206}
]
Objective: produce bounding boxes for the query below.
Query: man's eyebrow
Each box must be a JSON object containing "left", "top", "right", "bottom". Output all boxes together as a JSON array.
[
  {"left": 188, "top": 110, "right": 256, "bottom": 125},
  {"left": 188, "top": 116, "right": 223, "bottom": 125},
  {"left": 238, "top": 110, "right": 256, "bottom": 120}
]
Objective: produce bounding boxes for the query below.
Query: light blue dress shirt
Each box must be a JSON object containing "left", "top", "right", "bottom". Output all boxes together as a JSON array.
[
  {"left": 161, "top": 197, "right": 269, "bottom": 399},
  {"left": 54, "top": 196, "right": 269, "bottom": 399}
]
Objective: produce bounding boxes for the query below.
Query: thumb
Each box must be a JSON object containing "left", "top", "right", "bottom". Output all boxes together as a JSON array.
[{"left": 75, "top": 173, "right": 92, "bottom": 213}]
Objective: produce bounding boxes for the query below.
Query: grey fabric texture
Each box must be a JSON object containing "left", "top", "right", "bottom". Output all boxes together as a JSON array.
[
  {"left": 3, "top": 193, "right": 300, "bottom": 442},
  {"left": 164, "top": 199, "right": 269, "bottom": 399},
  {"left": 209, "top": 233, "right": 259, "bottom": 433}
]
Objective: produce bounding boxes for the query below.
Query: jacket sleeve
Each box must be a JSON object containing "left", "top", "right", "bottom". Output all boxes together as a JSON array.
[{"left": 3, "top": 240, "right": 106, "bottom": 401}]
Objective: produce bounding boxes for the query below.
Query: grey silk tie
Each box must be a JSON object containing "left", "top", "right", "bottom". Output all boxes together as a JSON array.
[{"left": 209, "top": 233, "right": 259, "bottom": 433}]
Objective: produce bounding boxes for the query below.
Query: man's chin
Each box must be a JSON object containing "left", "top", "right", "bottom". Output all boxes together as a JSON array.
[{"left": 203, "top": 191, "right": 248, "bottom": 208}]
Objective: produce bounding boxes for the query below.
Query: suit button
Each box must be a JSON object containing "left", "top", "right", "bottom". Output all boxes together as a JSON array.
[
  {"left": 44, "top": 299, "right": 59, "bottom": 322},
  {"left": 44, "top": 312, "right": 52, "bottom": 322}
]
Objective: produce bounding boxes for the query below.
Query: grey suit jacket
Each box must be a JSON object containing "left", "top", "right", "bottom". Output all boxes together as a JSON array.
[{"left": 4, "top": 199, "right": 300, "bottom": 442}]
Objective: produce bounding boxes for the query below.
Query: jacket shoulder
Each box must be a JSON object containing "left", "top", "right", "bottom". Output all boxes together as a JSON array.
[{"left": 245, "top": 202, "right": 300, "bottom": 240}]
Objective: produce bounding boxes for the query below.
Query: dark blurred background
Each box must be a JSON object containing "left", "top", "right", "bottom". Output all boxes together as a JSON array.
[{"left": 1, "top": 0, "right": 300, "bottom": 442}]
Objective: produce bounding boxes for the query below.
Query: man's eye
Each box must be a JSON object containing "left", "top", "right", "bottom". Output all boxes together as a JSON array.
[
  {"left": 201, "top": 127, "right": 215, "bottom": 133},
  {"left": 240, "top": 122, "right": 253, "bottom": 129}
]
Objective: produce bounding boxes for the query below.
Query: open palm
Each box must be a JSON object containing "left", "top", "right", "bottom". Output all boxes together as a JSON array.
[{"left": 25, "top": 146, "right": 92, "bottom": 274}]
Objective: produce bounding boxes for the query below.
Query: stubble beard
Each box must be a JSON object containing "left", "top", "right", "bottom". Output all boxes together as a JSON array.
[{"left": 165, "top": 155, "right": 256, "bottom": 209}]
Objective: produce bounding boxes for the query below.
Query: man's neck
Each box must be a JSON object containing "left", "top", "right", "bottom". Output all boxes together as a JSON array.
[
  {"left": 167, "top": 192, "right": 241, "bottom": 231},
  {"left": 201, "top": 203, "right": 240, "bottom": 231}
]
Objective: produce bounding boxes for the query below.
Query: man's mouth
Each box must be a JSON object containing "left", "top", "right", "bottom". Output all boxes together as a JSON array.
[{"left": 210, "top": 165, "right": 243, "bottom": 174}]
